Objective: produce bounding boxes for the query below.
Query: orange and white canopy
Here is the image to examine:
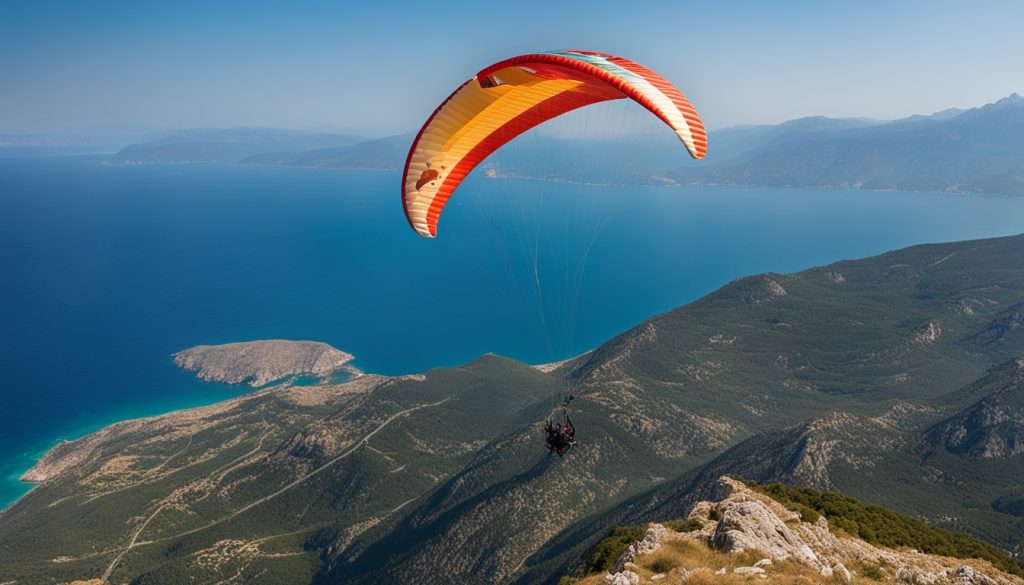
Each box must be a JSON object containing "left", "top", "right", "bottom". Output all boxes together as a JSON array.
[{"left": 402, "top": 50, "right": 707, "bottom": 238}]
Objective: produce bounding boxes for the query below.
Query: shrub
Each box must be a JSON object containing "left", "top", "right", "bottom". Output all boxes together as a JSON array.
[
  {"left": 649, "top": 555, "right": 675, "bottom": 574},
  {"left": 664, "top": 518, "right": 704, "bottom": 532},
  {"left": 583, "top": 525, "right": 646, "bottom": 574},
  {"left": 862, "top": 564, "right": 884, "bottom": 581},
  {"left": 785, "top": 503, "right": 820, "bottom": 524}
]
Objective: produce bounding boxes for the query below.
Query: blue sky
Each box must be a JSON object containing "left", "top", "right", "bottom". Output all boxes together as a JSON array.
[{"left": 1, "top": 0, "right": 1022, "bottom": 135}]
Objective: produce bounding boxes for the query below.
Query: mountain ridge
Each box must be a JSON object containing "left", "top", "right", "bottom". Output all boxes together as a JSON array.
[
  {"left": 107, "top": 127, "right": 368, "bottom": 165},
  {"left": 101, "top": 95, "right": 1024, "bottom": 196},
  {"left": 3, "top": 234, "right": 1024, "bottom": 584},
  {"left": 570, "top": 476, "right": 1022, "bottom": 585},
  {"left": 670, "top": 93, "right": 1024, "bottom": 194}
]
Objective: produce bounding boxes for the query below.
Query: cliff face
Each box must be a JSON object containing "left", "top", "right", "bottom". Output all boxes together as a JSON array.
[
  {"left": 678, "top": 407, "right": 925, "bottom": 492},
  {"left": 172, "top": 339, "right": 355, "bottom": 386},
  {"left": 923, "top": 359, "right": 1024, "bottom": 459}
]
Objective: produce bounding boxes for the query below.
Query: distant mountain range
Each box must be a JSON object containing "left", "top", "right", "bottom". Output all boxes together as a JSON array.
[
  {"left": 682, "top": 115, "right": 888, "bottom": 165},
  {"left": 0, "top": 134, "right": 121, "bottom": 148},
  {"left": 104, "top": 94, "right": 1024, "bottom": 195},
  {"left": 3, "top": 233, "right": 1024, "bottom": 583},
  {"left": 671, "top": 94, "right": 1024, "bottom": 195},
  {"left": 107, "top": 127, "right": 367, "bottom": 165},
  {"left": 238, "top": 132, "right": 414, "bottom": 169}
]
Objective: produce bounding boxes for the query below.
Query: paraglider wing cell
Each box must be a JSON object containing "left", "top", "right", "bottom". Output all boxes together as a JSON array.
[{"left": 401, "top": 50, "right": 707, "bottom": 238}]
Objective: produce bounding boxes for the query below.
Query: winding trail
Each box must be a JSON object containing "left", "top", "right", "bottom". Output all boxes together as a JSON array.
[
  {"left": 100, "top": 500, "right": 172, "bottom": 581},
  {"left": 100, "top": 397, "right": 451, "bottom": 581}
]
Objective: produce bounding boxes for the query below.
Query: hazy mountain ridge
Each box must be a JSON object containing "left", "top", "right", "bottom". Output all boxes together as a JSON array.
[
  {"left": 690, "top": 116, "right": 886, "bottom": 166},
  {"left": 3, "top": 235, "right": 1024, "bottom": 584},
  {"left": 107, "top": 127, "right": 368, "bottom": 165},
  {"left": 671, "top": 94, "right": 1024, "bottom": 195},
  {"left": 101, "top": 95, "right": 1024, "bottom": 196},
  {"left": 103, "top": 117, "right": 890, "bottom": 180},
  {"left": 239, "top": 132, "right": 413, "bottom": 169}
]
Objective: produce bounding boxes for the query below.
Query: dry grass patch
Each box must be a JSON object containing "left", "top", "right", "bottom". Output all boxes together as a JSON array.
[
  {"left": 569, "top": 538, "right": 887, "bottom": 585},
  {"left": 640, "top": 539, "right": 763, "bottom": 574},
  {"left": 683, "top": 567, "right": 749, "bottom": 585}
]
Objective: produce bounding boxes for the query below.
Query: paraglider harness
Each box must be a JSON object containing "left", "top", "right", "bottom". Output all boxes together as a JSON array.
[{"left": 545, "top": 394, "right": 576, "bottom": 456}]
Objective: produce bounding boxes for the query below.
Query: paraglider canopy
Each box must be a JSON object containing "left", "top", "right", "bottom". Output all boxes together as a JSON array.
[{"left": 402, "top": 50, "right": 707, "bottom": 238}]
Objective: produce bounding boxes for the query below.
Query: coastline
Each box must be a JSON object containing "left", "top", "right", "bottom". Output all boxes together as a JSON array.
[
  {"left": 0, "top": 342, "right": 371, "bottom": 512},
  {"left": 0, "top": 346, "right": 562, "bottom": 512},
  {"left": 6, "top": 161, "right": 1024, "bottom": 515},
  {"left": 0, "top": 378, "right": 252, "bottom": 512},
  {"left": 87, "top": 156, "right": 1024, "bottom": 199},
  {"left": 484, "top": 171, "right": 1024, "bottom": 198}
]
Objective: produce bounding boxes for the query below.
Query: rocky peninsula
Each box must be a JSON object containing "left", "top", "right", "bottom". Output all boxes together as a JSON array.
[{"left": 173, "top": 340, "right": 356, "bottom": 387}]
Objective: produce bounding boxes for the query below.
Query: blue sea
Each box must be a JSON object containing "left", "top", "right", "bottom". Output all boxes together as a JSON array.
[{"left": 3, "top": 152, "right": 1024, "bottom": 509}]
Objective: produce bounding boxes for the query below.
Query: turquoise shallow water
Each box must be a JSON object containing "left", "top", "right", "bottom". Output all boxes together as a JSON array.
[{"left": 3, "top": 153, "right": 1024, "bottom": 509}]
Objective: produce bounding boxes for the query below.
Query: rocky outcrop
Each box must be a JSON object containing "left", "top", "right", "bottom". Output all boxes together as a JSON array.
[
  {"left": 604, "top": 477, "right": 1021, "bottom": 585},
  {"left": 966, "top": 306, "right": 1024, "bottom": 345},
  {"left": 923, "top": 359, "right": 1024, "bottom": 459},
  {"left": 710, "top": 274, "right": 790, "bottom": 305},
  {"left": 688, "top": 410, "right": 908, "bottom": 493},
  {"left": 924, "top": 398, "right": 1024, "bottom": 459},
  {"left": 604, "top": 571, "right": 640, "bottom": 585},
  {"left": 824, "top": 271, "right": 847, "bottom": 284},
  {"left": 613, "top": 524, "right": 673, "bottom": 572},
  {"left": 173, "top": 340, "right": 355, "bottom": 386},
  {"left": 710, "top": 497, "right": 820, "bottom": 568},
  {"left": 914, "top": 321, "right": 943, "bottom": 344}
]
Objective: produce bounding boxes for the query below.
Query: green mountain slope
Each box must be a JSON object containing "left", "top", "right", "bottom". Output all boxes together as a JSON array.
[
  {"left": 336, "top": 233, "right": 1024, "bottom": 584},
  {"left": 0, "top": 358, "right": 562, "bottom": 583},
  {"left": 2, "top": 234, "right": 1024, "bottom": 584}
]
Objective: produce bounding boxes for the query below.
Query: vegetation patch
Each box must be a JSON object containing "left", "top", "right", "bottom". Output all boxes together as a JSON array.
[
  {"left": 861, "top": 563, "right": 884, "bottom": 580},
  {"left": 785, "top": 502, "right": 821, "bottom": 524},
  {"left": 571, "top": 536, "right": 873, "bottom": 585},
  {"left": 663, "top": 517, "right": 704, "bottom": 532},
  {"left": 991, "top": 491, "right": 1024, "bottom": 517},
  {"left": 744, "top": 480, "right": 1024, "bottom": 577},
  {"left": 582, "top": 524, "right": 648, "bottom": 574}
]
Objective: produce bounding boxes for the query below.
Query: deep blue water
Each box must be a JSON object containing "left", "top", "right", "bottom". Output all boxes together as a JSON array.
[{"left": 3, "top": 154, "right": 1024, "bottom": 509}]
